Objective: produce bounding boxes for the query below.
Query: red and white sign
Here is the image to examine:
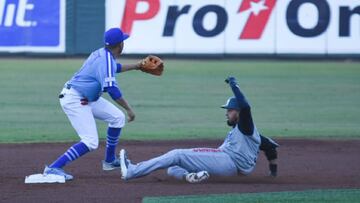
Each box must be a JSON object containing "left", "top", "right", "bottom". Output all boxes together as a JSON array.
[{"left": 106, "top": 0, "right": 360, "bottom": 54}]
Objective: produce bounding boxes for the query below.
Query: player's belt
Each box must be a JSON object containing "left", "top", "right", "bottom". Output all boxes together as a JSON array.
[
  {"left": 65, "top": 83, "right": 71, "bottom": 89},
  {"left": 58, "top": 84, "right": 71, "bottom": 98},
  {"left": 58, "top": 85, "right": 89, "bottom": 105}
]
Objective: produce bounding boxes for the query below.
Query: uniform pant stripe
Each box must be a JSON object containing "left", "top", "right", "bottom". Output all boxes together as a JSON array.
[
  {"left": 107, "top": 137, "right": 118, "bottom": 143},
  {"left": 107, "top": 136, "right": 118, "bottom": 140},
  {"left": 105, "top": 127, "right": 122, "bottom": 163},
  {"left": 65, "top": 153, "right": 74, "bottom": 161},
  {"left": 107, "top": 140, "right": 118, "bottom": 143},
  {"left": 70, "top": 147, "right": 80, "bottom": 158},
  {"left": 66, "top": 150, "right": 76, "bottom": 160}
]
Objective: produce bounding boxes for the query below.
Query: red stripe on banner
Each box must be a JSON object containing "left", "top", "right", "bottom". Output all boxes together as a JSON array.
[{"left": 239, "top": 0, "right": 276, "bottom": 39}]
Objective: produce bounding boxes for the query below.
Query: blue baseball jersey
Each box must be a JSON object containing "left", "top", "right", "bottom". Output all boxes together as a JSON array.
[{"left": 67, "top": 48, "right": 120, "bottom": 101}]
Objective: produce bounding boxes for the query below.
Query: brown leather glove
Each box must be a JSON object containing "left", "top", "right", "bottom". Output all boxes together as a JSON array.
[{"left": 138, "top": 55, "right": 164, "bottom": 76}]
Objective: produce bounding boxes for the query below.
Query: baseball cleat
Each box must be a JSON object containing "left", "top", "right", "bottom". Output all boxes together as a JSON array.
[
  {"left": 185, "top": 171, "right": 209, "bottom": 183},
  {"left": 43, "top": 165, "right": 73, "bottom": 181},
  {"left": 119, "top": 149, "right": 130, "bottom": 180},
  {"left": 102, "top": 158, "right": 121, "bottom": 171}
]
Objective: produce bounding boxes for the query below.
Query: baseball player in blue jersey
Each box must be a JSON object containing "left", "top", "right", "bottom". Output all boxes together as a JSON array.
[
  {"left": 42, "top": 28, "right": 144, "bottom": 180},
  {"left": 119, "top": 76, "right": 279, "bottom": 183}
]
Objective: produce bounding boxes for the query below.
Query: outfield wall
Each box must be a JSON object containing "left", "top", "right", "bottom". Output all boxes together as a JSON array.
[{"left": 0, "top": 0, "right": 359, "bottom": 56}]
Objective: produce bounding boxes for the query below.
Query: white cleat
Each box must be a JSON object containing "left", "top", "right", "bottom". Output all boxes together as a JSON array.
[
  {"left": 119, "top": 149, "right": 129, "bottom": 180},
  {"left": 43, "top": 165, "right": 73, "bottom": 180},
  {"left": 185, "top": 171, "right": 210, "bottom": 183}
]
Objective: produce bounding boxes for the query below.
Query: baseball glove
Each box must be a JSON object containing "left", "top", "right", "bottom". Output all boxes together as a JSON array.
[{"left": 138, "top": 55, "right": 164, "bottom": 76}]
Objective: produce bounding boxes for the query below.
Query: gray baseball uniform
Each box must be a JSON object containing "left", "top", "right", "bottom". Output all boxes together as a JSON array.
[
  {"left": 124, "top": 124, "right": 260, "bottom": 180},
  {"left": 122, "top": 77, "right": 261, "bottom": 180}
]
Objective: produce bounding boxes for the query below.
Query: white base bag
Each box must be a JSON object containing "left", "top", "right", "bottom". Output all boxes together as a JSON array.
[{"left": 25, "top": 174, "right": 65, "bottom": 184}]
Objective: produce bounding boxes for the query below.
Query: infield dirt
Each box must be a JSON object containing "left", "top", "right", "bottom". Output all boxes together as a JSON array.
[{"left": 1, "top": 139, "right": 360, "bottom": 203}]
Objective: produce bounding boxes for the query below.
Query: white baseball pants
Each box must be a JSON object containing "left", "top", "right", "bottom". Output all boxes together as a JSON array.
[{"left": 59, "top": 88, "right": 125, "bottom": 150}]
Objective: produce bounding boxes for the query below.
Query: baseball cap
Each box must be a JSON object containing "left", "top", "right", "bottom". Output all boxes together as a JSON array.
[
  {"left": 221, "top": 97, "right": 240, "bottom": 110},
  {"left": 104, "top": 28, "right": 129, "bottom": 46}
]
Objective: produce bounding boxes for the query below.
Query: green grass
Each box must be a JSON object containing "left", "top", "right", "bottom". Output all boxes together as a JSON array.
[
  {"left": 0, "top": 59, "right": 359, "bottom": 142},
  {"left": 143, "top": 189, "right": 360, "bottom": 203}
]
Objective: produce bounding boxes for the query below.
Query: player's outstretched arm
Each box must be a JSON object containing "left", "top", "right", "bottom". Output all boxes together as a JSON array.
[
  {"left": 118, "top": 63, "right": 140, "bottom": 73},
  {"left": 225, "top": 76, "right": 250, "bottom": 109},
  {"left": 225, "top": 76, "right": 254, "bottom": 135},
  {"left": 116, "top": 55, "right": 164, "bottom": 75}
]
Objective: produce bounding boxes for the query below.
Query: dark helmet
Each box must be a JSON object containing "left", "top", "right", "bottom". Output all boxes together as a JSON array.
[{"left": 221, "top": 97, "right": 240, "bottom": 110}]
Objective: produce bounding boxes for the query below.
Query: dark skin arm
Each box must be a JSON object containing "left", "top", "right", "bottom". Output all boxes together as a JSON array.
[
  {"left": 115, "top": 97, "right": 135, "bottom": 122},
  {"left": 121, "top": 63, "right": 141, "bottom": 72}
]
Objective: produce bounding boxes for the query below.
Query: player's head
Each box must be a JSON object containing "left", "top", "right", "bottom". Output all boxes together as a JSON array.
[
  {"left": 104, "top": 28, "right": 129, "bottom": 57},
  {"left": 221, "top": 97, "right": 240, "bottom": 126}
]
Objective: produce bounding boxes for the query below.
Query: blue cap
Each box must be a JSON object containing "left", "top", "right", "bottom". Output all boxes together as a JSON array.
[
  {"left": 221, "top": 97, "right": 240, "bottom": 110},
  {"left": 104, "top": 28, "right": 129, "bottom": 46}
]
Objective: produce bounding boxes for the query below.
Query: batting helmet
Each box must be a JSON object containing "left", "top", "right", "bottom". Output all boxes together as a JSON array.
[{"left": 221, "top": 97, "right": 240, "bottom": 110}]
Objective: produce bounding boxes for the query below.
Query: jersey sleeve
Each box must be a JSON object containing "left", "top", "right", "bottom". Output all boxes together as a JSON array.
[
  {"left": 104, "top": 86, "right": 122, "bottom": 100},
  {"left": 238, "top": 107, "right": 254, "bottom": 135},
  {"left": 228, "top": 80, "right": 254, "bottom": 135},
  {"left": 116, "top": 63, "right": 122, "bottom": 73}
]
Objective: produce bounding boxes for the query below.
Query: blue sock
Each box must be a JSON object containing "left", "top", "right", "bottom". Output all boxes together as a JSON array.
[
  {"left": 105, "top": 127, "right": 122, "bottom": 163},
  {"left": 49, "top": 142, "right": 90, "bottom": 168}
]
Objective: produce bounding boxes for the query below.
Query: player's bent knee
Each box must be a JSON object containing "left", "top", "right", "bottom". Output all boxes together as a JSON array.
[
  {"left": 167, "top": 149, "right": 180, "bottom": 157},
  {"left": 167, "top": 167, "right": 175, "bottom": 175},
  {"left": 109, "top": 111, "right": 125, "bottom": 128},
  {"left": 167, "top": 166, "right": 185, "bottom": 180}
]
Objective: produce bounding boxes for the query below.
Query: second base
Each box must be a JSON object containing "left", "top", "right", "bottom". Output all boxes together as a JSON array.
[{"left": 25, "top": 173, "right": 65, "bottom": 184}]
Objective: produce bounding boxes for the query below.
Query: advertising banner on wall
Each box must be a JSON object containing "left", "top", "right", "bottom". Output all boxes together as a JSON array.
[
  {"left": 0, "top": 0, "right": 65, "bottom": 53},
  {"left": 106, "top": 0, "right": 360, "bottom": 54}
]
